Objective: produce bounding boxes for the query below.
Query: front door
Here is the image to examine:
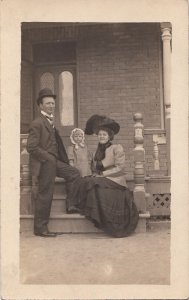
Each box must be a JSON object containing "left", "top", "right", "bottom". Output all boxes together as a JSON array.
[{"left": 35, "top": 65, "right": 78, "bottom": 146}]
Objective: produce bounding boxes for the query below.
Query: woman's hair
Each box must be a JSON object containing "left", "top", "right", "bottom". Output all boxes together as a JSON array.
[{"left": 96, "top": 127, "right": 114, "bottom": 141}]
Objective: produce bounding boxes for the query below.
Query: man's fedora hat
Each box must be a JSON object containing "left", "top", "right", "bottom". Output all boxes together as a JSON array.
[
  {"left": 85, "top": 114, "right": 120, "bottom": 135},
  {"left": 37, "top": 88, "right": 56, "bottom": 105}
]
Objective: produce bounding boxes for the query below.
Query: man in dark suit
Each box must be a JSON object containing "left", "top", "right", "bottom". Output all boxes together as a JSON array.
[{"left": 27, "top": 88, "right": 81, "bottom": 237}]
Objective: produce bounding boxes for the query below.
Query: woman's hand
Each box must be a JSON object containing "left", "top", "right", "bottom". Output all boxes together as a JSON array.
[{"left": 69, "top": 159, "right": 74, "bottom": 167}]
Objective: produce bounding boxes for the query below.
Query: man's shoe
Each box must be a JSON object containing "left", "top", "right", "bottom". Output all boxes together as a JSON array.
[
  {"left": 34, "top": 231, "right": 57, "bottom": 237},
  {"left": 50, "top": 231, "right": 65, "bottom": 235},
  {"left": 67, "top": 206, "right": 81, "bottom": 214}
]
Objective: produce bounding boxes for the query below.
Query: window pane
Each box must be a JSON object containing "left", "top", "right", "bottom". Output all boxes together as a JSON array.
[
  {"left": 59, "top": 71, "right": 74, "bottom": 126},
  {"left": 40, "top": 72, "right": 54, "bottom": 92}
]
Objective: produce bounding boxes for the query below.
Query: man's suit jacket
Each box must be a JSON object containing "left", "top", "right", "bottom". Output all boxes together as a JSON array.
[{"left": 27, "top": 114, "right": 68, "bottom": 177}]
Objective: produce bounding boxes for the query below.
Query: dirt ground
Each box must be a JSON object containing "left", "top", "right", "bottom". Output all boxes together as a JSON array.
[{"left": 20, "top": 223, "right": 170, "bottom": 285}]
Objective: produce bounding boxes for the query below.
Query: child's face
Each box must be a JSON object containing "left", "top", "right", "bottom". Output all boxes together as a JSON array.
[{"left": 73, "top": 133, "right": 83, "bottom": 144}]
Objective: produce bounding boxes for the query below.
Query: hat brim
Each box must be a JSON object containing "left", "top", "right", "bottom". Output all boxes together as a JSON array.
[
  {"left": 38, "top": 94, "right": 56, "bottom": 100},
  {"left": 37, "top": 94, "right": 56, "bottom": 105},
  {"left": 95, "top": 122, "right": 120, "bottom": 135},
  {"left": 85, "top": 114, "right": 120, "bottom": 135}
]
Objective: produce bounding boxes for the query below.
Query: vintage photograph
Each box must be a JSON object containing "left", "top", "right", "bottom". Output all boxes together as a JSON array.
[
  {"left": 1, "top": 0, "right": 188, "bottom": 299},
  {"left": 20, "top": 21, "right": 171, "bottom": 285}
]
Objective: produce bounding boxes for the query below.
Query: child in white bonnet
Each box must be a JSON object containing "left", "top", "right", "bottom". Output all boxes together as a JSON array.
[{"left": 67, "top": 128, "right": 92, "bottom": 177}]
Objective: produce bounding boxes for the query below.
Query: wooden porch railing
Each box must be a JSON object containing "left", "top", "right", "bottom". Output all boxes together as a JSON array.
[{"left": 132, "top": 113, "right": 171, "bottom": 218}]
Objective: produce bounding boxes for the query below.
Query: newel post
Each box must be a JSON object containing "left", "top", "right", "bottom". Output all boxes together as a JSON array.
[
  {"left": 20, "top": 137, "right": 31, "bottom": 187},
  {"left": 133, "top": 113, "right": 146, "bottom": 214},
  {"left": 20, "top": 135, "right": 33, "bottom": 214}
]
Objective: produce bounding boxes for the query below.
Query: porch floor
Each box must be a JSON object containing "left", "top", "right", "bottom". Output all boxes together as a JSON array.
[{"left": 20, "top": 222, "right": 170, "bottom": 285}]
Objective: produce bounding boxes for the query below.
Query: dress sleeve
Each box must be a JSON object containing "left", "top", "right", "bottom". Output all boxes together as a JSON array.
[{"left": 102, "top": 144, "right": 126, "bottom": 177}]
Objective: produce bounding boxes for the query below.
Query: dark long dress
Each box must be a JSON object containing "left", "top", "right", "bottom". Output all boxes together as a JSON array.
[{"left": 78, "top": 176, "right": 139, "bottom": 238}]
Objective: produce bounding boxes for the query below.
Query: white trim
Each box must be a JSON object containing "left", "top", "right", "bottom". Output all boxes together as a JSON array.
[{"left": 158, "top": 27, "right": 165, "bottom": 129}]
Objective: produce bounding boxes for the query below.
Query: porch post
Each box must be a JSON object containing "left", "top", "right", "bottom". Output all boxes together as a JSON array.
[{"left": 161, "top": 22, "right": 172, "bottom": 176}]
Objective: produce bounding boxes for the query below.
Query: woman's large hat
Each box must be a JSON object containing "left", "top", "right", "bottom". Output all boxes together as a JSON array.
[
  {"left": 84, "top": 114, "right": 120, "bottom": 135},
  {"left": 37, "top": 88, "right": 56, "bottom": 105}
]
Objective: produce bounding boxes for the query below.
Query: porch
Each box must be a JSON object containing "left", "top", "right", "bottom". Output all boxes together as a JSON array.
[
  {"left": 20, "top": 22, "right": 171, "bottom": 234},
  {"left": 20, "top": 113, "right": 171, "bottom": 234}
]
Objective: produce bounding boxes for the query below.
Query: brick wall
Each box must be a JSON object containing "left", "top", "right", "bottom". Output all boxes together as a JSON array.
[{"left": 77, "top": 23, "right": 166, "bottom": 175}]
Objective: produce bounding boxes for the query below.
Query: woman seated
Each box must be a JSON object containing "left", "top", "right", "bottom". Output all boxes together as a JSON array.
[{"left": 78, "top": 115, "right": 139, "bottom": 238}]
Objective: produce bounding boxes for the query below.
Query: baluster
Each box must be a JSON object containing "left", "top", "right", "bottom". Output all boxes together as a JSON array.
[{"left": 153, "top": 139, "right": 160, "bottom": 170}]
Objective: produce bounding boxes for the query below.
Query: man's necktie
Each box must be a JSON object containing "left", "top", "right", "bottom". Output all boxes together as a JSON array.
[{"left": 46, "top": 116, "right": 54, "bottom": 127}]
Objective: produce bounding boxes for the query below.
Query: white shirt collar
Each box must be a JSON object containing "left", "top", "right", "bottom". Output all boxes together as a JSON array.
[{"left": 41, "top": 110, "right": 54, "bottom": 119}]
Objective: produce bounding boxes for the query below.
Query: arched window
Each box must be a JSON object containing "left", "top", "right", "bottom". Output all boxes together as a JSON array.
[
  {"left": 59, "top": 71, "right": 74, "bottom": 126},
  {"left": 40, "top": 72, "right": 54, "bottom": 92}
]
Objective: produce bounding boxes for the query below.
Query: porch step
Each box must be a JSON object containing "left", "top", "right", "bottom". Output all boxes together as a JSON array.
[
  {"left": 51, "top": 194, "right": 67, "bottom": 213},
  {"left": 20, "top": 177, "right": 150, "bottom": 234},
  {"left": 20, "top": 212, "right": 150, "bottom": 234},
  {"left": 20, "top": 214, "right": 101, "bottom": 233},
  {"left": 54, "top": 178, "right": 67, "bottom": 195}
]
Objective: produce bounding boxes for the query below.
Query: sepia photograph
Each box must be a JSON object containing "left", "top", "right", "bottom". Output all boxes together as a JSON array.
[
  {"left": 1, "top": 0, "right": 188, "bottom": 299},
  {"left": 20, "top": 21, "right": 171, "bottom": 285}
]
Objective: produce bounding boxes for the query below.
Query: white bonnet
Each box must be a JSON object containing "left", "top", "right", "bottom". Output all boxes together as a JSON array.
[{"left": 70, "top": 128, "right": 85, "bottom": 149}]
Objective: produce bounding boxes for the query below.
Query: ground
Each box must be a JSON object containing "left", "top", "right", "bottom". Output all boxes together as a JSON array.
[{"left": 20, "top": 222, "right": 170, "bottom": 285}]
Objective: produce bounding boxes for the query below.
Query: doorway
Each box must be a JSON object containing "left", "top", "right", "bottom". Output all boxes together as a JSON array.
[{"left": 33, "top": 41, "right": 77, "bottom": 146}]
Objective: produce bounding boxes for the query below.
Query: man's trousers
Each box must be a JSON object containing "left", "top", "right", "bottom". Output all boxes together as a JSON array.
[{"left": 33, "top": 157, "right": 81, "bottom": 234}]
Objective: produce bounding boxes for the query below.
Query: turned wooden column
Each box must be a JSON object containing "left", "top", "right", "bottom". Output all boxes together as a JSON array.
[
  {"left": 161, "top": 22, "right": 172, "bottom": 176},
  {"left": 20, "top": 137, "right": 31, "bottom": 187},
  {"left": 133, "top": 113, "right": 146, "bottom": 213},
  {"left": 153, "top": 139, "right": 160, "bottom": 170},
  {"left": 20, "top": 135, "right": 33, "bottom": 214}
]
